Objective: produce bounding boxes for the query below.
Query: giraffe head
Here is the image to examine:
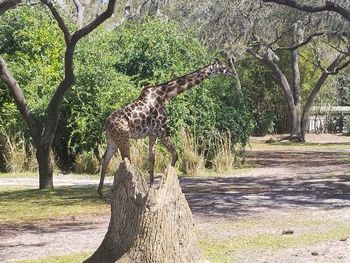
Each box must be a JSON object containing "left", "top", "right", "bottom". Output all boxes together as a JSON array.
[{"left": 211, "top": 59, "right": 235, "bottom": 77}]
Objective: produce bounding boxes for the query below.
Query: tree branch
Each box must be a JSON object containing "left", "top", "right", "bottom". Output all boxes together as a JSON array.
[
  {"left": 42, "top": 0, "right": 117, "bottom": 141},
  {"left": 133, "top": 0, "right": 150, "bottom": 18},
  {"left": 274, "top": 31, "right": 350, "bottom": 51},
  {"left": 72, "top": 0, "right": 86, "bottom": 27},
  {"left": 301, "top": 53, "right": 348, "bottom": 134},
  {"left": 246, "top": 48, "right": 264, "bottom": 60},
  {"left": 263, "top": 0, "right": 350, "bottom": 22},
  {"left": 327, "top": 57, "right": 350, "bottom": 75},
  {"left": 72, "top": 0, "right": 117, "bottom": 42},
  {"left": 0, "top": 56, "right": 41, "bottom": 144},
  {"left": 41, "top": 0, "right": 71, "bottom": 44},
  {"left": 0, "top": 56, "right": 31, "bottom": 127},
  {"left": 0, "top": 0, "right": 21, "bottom": 14},
  {"left": 247, "top": 48, "right": 296, "bottom": 111},
  {"left": 124, "top": 0, "right": 132, "bottom": 19}
]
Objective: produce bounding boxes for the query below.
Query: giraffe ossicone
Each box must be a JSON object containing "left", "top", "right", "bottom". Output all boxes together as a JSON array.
[{"left": 97, "top": 59, "right": 235, "bottom": 196}]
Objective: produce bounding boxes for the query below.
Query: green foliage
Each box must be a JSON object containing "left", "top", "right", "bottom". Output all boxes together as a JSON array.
[
  {"left": 0, "top": 6, "right": 65, "bottom": 117},
  {"left": 0, "top": 6, "right": 65, "bottom": 170},
  {"left": 113, "top": 19, "right": 213, "bottom": 87},
  {"left": 238, "top": 57, "right": 284, "bottom": 135}
]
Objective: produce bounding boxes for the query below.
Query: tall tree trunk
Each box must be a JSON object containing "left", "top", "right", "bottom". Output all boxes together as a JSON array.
[
  {"left": 265, "top": 52, "right": 302, "bottom": 140},
  {"left": 84, "top": 160, "right": 206, "bottom": 263},
  {"left": 290, "top": 23, "right": 303, "bottom": 141},
  {"left": 291, "top": 105, "right": 301, "bottom": 139},
  {"left": 36, "top": 143, "right": 53, "bottom": 189}
]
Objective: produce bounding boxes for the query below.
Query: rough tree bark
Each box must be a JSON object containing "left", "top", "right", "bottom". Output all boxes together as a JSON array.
[
  {"left": 289, "top": 22, "right": 303, "bottom": 140},
  {"left": 84, "top": 160, "right": 207, "bottom": 263}
]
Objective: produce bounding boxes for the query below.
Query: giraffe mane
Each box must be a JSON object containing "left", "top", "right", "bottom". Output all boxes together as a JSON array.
[{"left": 141, "top": 62, "right": 214, "bottom": 92}]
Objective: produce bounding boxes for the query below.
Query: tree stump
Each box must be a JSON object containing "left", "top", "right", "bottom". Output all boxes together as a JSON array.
[{"left": 84, "top": 159, "right": 207, "bottom": 263}]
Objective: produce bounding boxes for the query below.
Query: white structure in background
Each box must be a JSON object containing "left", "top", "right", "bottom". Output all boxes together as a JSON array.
[{"left": 309, "top": 106, "right": 350, "bottom": 133}]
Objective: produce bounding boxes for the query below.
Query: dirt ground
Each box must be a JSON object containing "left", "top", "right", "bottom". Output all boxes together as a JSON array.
[{"left": 0, "top": 134, "right": 350, "bottom": 262}]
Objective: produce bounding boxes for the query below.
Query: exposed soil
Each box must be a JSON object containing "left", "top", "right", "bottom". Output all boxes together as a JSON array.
[{"left": 0, "top": 134, "right": 350, "bottom": 262}]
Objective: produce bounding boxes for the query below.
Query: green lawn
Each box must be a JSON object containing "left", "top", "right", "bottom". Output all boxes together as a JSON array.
[
  {"left": 199, "top": 224, "right": 350, "bottom": 262},
  {"left": 0, "top": 186, "right": 110, "bottom": 224},
  {"left": 0, "top": 172, "right": 37, "bottom": 178}
]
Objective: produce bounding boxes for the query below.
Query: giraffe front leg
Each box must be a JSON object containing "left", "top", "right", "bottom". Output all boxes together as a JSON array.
[
  {"left": 148, "top": 135, "right": 156, "bottom": 185},
  {"left": 98, "top": 135, "right": 118, "bottom": 197},
  {"left": 159, "top": 137, "right": 178, "bottom": 166}
]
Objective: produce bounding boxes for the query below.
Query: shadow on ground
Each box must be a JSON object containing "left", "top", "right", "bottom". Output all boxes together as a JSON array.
[
  {"left": 181, "top": 173, "right": 350, "bottom": 218},
  {"left": 181, "top": 150, "right": 350, "bottom": 218},
  {"left": 0, "top": 186, "right": 111, "bottom": 207},
  {"left": 248, "top": 150, "right": 349, "bottom": 167}
]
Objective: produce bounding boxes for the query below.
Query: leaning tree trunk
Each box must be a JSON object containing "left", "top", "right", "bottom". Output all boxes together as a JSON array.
[{"left": 84, "top": 159, "right": 206, "bottom": 263}]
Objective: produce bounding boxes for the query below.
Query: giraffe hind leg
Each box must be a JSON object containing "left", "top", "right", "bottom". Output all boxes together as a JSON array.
[
  {"left": 148, "top": 135, "right": 156, "bottom": 185},
  {"left": 159, "top": 136, "right": 178, "bottom": 166},
  {"left": 98, "top": 133, "right": 118, "bottom": 197}
]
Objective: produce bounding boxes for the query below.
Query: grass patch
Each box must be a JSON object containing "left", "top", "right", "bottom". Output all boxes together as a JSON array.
[
  {"left": 250, "top": 142, "right": 350, "bottom": 151},
  {"left": 0, "top": 186, "right": 110, "bottom": 224},
  {"left": 18, "top": 252, "right": 91, "bottom": 263},
  {"left": 199, "top": 224, "right": 350, "bottom": 263},
  {"left": 0, "top": 172, "right": 38, "bottom": 178}
]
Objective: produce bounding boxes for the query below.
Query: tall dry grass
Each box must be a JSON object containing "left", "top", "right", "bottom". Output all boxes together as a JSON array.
[
  {"left": 129, "top": 139, "right": 170, "bottom": 174},
  {"left": 179, "top": 129, "right": 205, "bottom": 176},
  {"left": 74, "top": 151, "right": 100, "bottom": 174},
  {"left": 3, "top": 135, "right": 38, "bottom": 172},
  {"left": 210, "top": 131, "right": 236, "bottom": 173},
  {"left": 75, "top": 138, "right": 170, "bottom": 175}
]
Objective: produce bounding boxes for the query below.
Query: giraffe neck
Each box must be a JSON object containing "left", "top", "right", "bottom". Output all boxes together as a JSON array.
[{"left": 157, "top": 64, "right": 214, "bottom": 102}]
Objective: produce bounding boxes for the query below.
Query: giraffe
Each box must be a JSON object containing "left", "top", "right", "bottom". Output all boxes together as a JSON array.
[{"left": 97, "top": 59, "right": 235, "bottom": 196}]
